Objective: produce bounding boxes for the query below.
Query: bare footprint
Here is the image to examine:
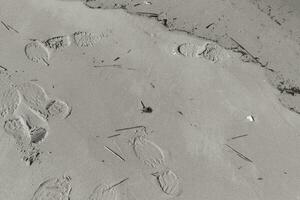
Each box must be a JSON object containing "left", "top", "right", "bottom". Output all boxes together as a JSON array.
[
  {"left": 43, "top": 35, "right": 72, "bottom": 52},
  {"left": 16, "top": 82, "right": 50, "bottom": 120},
  {"left": 0, "top": 86, "right": 21, "bottom": 119},
  {"left": 72, "top": 31, "right": 104, "bottom": 48},
  {"left": 132, "top": 136, "right": 165, "bottom": 169},
  {"left": 32, "top": 175, "right": 72, "bottom": 200},
  {"left": 152, "top": 169, "right": 182, "bottom": 197},
  {"left": 24, "top": 40, "right": 50, "bottom": 66},
  {"left": 45, "top": 98, "right": 71, "bottom": 120}
]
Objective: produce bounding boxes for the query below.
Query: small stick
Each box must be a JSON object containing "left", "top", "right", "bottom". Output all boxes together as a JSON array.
[
  {"left": 136, "top": 12, "right": 159, "bottom": 17},
  {"left": 1, "top": 21, "right": 19, "bottom": 33},
  {"left": 1, "top": 21, "right": 10, "bottom": 31},
  {"left": 41, "top": 58, "right": 49, "bottom": 66},
  {"left": 104, "top": 145, "right": 125, "bottom": 161},
  {"left": 115, "top": 125, "right": 146, "bottom": 132},
  {"left": 107, "top": 133, "right": 121, "bottom": 138},
  {"left": 94, "top": 64, "right": 122, "bottom": 68},
  {"left": 141, "top": 101, "right": 146, "bottom": 108},
  {"left": 0, "top": 65, "right": 8, "bottom": 71},
  {"left": 113, "top": 57, "right": 120, "bottom": 61},
  {"left": 225, "top": 144, "right": 253, "bottom": 163},
  {"left": 6, "top": 24, "right": 19, "bottom": 33},
  {"left": 229, "top": 134, "right": 248, "bottom": 140},
  {"left": 108, "top": 177, "right": 129, "bottom": 190},
  {"left": 206, "top": 23, "right": 215, "bottom": 29}
]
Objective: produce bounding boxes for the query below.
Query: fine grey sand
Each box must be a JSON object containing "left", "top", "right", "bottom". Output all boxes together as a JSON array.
[{"left": 0, "top": 0, "right": 300, "bottom": 200}]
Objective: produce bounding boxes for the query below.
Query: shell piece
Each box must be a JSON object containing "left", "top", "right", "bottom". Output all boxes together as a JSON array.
[
  {"left": 16, "top": 82, "right": 50, "bottom": 119},
  {"left": 88, "top": 184, "right": 118, "bottom": 200},
  {"left": 32, "top": 176, "right": 72, "bottom": 200},
  {"left": 43, "top": 35, "right": 72, "bottom": 51},
  {"left": 155, "top": 169, "right": 181, "bottom": 197},
  {"left": 133, "top": 136, "right": 165, "bottom": 169},
  {"left": 45, "top": 99, "right": 70, "bottom": 120},
  {"left": 73, "top": 31, "right": 103, "bottom": 48},
  {"left": 24, "top": 40, "right": 50, "bottom": 66},
  {"left": 0, "top": 87, "right": 21, "bottom": 119}
]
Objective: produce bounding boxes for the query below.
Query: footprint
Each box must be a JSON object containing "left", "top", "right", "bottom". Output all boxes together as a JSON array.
[
  {"left": 88, "top": 183, "right": 118, "bottom": 200},
  {"left": 2, "top": 115, "right": 43, "bottom": 165},
  {"left": 0, "top": 86, "right": 21, "bottom": 119},
  {"left": 72, "top": 31, "right": 104, "bottom": 48},
  {"left": 45, "top": 99, "right": 71, "bottom": 120},
  {"left": 132, "top": 136, "right": 165, "bottom": 169},
  {"left": 24, "top": 40, "right": 50, "bottom": 66},
  {"left": 16, "top": 82, "right": 50, "bottom": 120},
  {"left": 20, "top": 102, "right": 49, "bottom": 143},
  {"left": 176, "top": 42, "right": 206, "bottom": 58},
  {"left": 3, "top": 115, "right": 31, "bottom": 145},
  {"left": 32, "top": 176, "right": 72, "bottom": 200},
  {"left": 43, "top": 35, "right": 72, "bottom": 52},
  {"left": 201, "top": 42, "right": 222, "bottom": 62},
  {"left": 153, "top": 169, "right": 182, "bottom": 197}
]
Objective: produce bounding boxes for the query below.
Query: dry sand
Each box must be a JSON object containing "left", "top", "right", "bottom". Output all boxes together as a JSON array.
[{"left": 0, "top": 0, "right": 300, "bottom": 200}]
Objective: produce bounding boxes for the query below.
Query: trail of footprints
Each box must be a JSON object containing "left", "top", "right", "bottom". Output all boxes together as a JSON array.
[
  {"left": 29, "top": 127, "right": 182, "bottom": 200},
  {"left": 0, "top": 76, "right": 70, "bottom": 165},
  {"left": 111, "top": 127, "right": 182, "bottom": 198},
  {"left": 132, "top": 132, "right": 182, "bottom": 198},
  {"left": 25, "top": 31, "right": 108, "bottom": 66}
]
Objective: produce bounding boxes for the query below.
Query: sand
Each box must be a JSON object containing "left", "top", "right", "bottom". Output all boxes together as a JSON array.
[{"left": 0, "top": 0, "right": 300, "bottom": 200}]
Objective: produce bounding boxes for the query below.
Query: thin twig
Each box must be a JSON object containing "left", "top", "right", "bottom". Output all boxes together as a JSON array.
[
  {"left": 107, "top": 133, "right": 121, "bottom": 138},
  {"left": 42, "top": 58, "right": 49, "bottom": 66},
  {"left": 104, "top": 145, "right": 125, "bottom": 161},
  {"left": 113, "top": 57, "right": 120, "bottom": 61},
  {"left": 1, "top": 21, "right": 19, "bottom": 33},
  {"left": 136, "top": 12, "right": 159, "bottom": 17},
  {"left": 6, "top": 24, "right": 19, "bottom": 33},
  {"left": 0, "top": 65, "right": 8, "bottom": 71},
  {"left": 1, "top": 21, "right": 10, "bottom": 31},
  {"left": 94, "top": 64, "right": 122, "bottom": 68},
  {"left": 225, "top": 144, "right": 253, "bottom": 163},
  {"left": 108, "top": 177, "right": 129, "bottom": 190},
  {"left": 115, "top": 125, "right": 146, "bottom": 132},
  {"left": 229, "top": 134, "right": 248, "bottom": 141}
]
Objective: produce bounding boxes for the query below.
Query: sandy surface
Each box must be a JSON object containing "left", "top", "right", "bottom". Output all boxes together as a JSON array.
[{"left": 0, "top": 0, "right": 300, "bottom": 200}]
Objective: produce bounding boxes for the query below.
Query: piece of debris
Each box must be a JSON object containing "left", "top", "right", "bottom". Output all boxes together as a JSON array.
[
  {"left": 246, "top": 115, "right": 255, "bottom": 122},
  {"left": 225, "top": 144, "right": 253, "bottom": 163},
  {"left": 1, "top": 20, "right": 19, "bottom": 33},
  {"left": 104, "top": 145, "right": 125, "bottom": 161},
  {"left": 113, "top": 57, "right": 120, "bottom": 61},
  {"left": 229, "top": 134, "right": 248, "bottom": 140},
  {"left": 141, "top": 101, "right": 153, "bottom": 113}
]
